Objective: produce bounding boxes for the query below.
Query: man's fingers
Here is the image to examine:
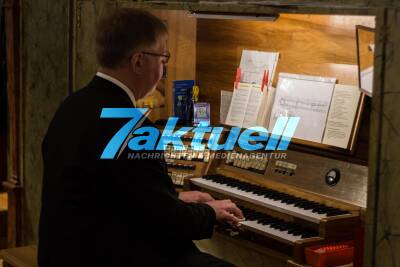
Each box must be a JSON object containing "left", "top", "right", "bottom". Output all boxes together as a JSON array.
[
  {"left": 222, "top": 211, "right": 241, "bottom": 224},
  {"left": 223, "top": 202, "right": 244, "bottom": 219},
  {"left": 206, "top": 199, "right": 245, "bottom": 223}
]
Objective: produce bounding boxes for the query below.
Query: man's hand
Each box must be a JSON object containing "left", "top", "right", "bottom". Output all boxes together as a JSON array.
[
  {"left": 178, "top": 191, "right": 215, "bottom": 203},
  {"left": 205, "top": 199, "right": 244, "bottom": 225}
]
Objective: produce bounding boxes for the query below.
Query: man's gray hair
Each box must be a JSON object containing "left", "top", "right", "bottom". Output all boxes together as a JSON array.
[{"left": 96, "top": 8, "right": 167, "bottom": 69}]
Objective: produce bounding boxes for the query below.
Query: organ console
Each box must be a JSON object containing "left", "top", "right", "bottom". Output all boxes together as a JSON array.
[
  {"left": 31, "top": 9, "right": 374, "bottom": 264},
  {"left": 151, "top": 9, "right": 374, "bottom": 267},
  {"left": 185, "top": 145, "right": 366, "bottom": 265}
]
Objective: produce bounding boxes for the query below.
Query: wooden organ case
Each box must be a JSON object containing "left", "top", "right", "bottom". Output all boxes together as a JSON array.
[{"left": 159, "top": 11, "right": 375, "bottom": 267}]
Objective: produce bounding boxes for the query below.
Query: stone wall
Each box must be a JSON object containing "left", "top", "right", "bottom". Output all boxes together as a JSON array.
[{"left": 20, "top": 0, "right": 70, "bottom": 244}]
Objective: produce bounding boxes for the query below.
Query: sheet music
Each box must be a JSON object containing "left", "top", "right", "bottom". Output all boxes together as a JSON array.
[
  {"left": 258, "top": 86, "right": 277, "bottom": 129},
  {"left": 360, "top": 66, "right": 373, "bottom": 97},
  {"left": 225, "top": 83, "right": 252, "bottom": 127},
  {"left": 239, "top": 50, "right": 279, "bottom": 85},
  {"left": 242, "top": 84, "right": 263, "bottom": 128},
  {"left": 220, "top": 90, "right": 233, "bottom": 124},
  {"left": 322, "top": 84, "right": 361, "bottom": 148},
  {"left": 269, "top": 73, "right": 336, "bottom": 143}
]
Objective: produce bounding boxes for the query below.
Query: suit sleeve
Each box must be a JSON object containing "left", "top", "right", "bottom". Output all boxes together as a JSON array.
[
  {"left": 133, "top": 158, "right": 216, "bottom": 240},
  {"left": 94, "top": 114, "right": 216, "bottom": 241}
]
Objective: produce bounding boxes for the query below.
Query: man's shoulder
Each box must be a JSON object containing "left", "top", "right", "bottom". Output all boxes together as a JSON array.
[
  {"left": 46, "top": 77, "right": 132, "bottom": 132},
  {"left": 61, "top": 77, "right": 132, "bottom": 111}
]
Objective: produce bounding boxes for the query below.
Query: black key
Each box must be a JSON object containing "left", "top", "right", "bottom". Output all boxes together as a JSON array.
[
  {"left": 290, "top": 230, "right": 303, "bottom": 236},
  {"left": 253, "top": 190, "right": 265, "bottom": 196},
  {"left": 300, "top": 204, "right": 319, "bottom": 210},
  {"left": 277, "top": 223, "right": 291, "bottom": 231},
  {"left": 326, "top": 209, "right": 350, "bottom": 217},
  {"left": 311, "top": 205, "right": 329, "bottom": 213},
  {"left": 285, "top": 197, "right": 302, "bottom": 205},
  {"left": 301, "top": 232, "right": 317, "bottom": 238},
  {"left": 270, "top": 221, "right": 282, "bottom": 229},
  {"left": 280, "top": 195, "right": 294, "bottom": 203},
  {"left": 293, "top": 199, "right": 309, "bottom": 206}
]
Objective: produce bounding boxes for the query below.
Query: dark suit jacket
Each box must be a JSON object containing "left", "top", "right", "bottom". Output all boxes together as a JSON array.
[{"left": 38, "top": 76, "right": 216, "bottom": 267}]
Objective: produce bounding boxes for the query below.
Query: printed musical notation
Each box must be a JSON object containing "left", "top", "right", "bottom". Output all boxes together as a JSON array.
[
  {"left": 278, "top": 97, "right": 330, "bottom": 114},
  {"left": 269, "top": 73, "right": 336, "bottom": 143}
]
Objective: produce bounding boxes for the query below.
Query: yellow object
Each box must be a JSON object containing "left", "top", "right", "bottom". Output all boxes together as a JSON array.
[{"left": 192, "top": 85, "right": 199, "bottom": 102}]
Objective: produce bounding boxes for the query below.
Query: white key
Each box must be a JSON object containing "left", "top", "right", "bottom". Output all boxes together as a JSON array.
[{"left": 239, "top": 220, "right": 304, "bottom": 244}]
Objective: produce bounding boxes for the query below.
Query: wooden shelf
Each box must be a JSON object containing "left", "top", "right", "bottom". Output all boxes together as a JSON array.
[{"left": 0, "top": 246, "right": 37, "bottom": 267}]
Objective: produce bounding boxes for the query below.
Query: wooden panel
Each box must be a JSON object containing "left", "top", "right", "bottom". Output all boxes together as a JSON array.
[
  {"left": 144, "top": 9, "right": 197, "bottom": 120},
  {"left": 0, "top": 245, "right": 37, "bottom": 267},
  {"left": 3, "top": 0, "right": 22, "bottom": 248},
  {"left": 0, "top": 193, "right": 8, "bottom": 249},
  {"left": 196, "top": 14, "right": 374, "bottom": 162},
  {"left": 0, "top": 5, "right": 6, "bottom": 187},
  {"left": 264, "top": 150, "right": 368, "bottom": 208},
  {"left": 195, "top": 231, "right": 287, "bottom": 267},
  {"left": 357, "top": 26, "right": 375, "bottom": 71},
  {"left": 196, "top": 14, "right": 375, "bottom": 124},
  {"left": 0, "top": 133, "right": 6, "bottom": 187},
  {"left": 0, "top": 193, "right": 6, "bottom": 212}
]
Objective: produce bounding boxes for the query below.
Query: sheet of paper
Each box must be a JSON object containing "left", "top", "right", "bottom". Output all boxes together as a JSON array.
[
  {"left": 242, "top": 84, "right": 263, "bottom": 128},
  {"left": 225, "top": 83, "right": 252, "bottom": 127},
  {"left": 322, "top": 84, "right": 361, "bottom": 148},
  {"left": 257, "top": 86, "right": 277, "bottom": 129},
  {"left": 220, "top": 90, "right": 233, "bottom": 124},
  {"left": 360, "top": 66, "right": 373, "bottom": 97},
  {"left": 268, "top": 73, "right": 336, "bottom": 143},
  {"left": 239, "top": 50, "right": 279, "bottom": 85}
]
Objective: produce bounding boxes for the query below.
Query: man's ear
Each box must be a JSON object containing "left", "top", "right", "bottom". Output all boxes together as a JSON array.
[{"left": 130, "top": 53, "right": 144, "bottom": 75}]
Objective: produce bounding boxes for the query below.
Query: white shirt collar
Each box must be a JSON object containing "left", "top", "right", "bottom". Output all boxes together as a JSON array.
[{"left": 96, "top": 72, "right": 136, "bottom": 106}]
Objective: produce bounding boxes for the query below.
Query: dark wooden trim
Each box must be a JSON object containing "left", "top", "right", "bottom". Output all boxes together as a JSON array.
[
  {"left": 2, "top": 0, "right": 22, "bottom": 248},
  {"left": 68, "top": 0, "right": 75, "bottom": 95},
  {"left": 130, "top": 2, "right": 379, "bottom": 16}
]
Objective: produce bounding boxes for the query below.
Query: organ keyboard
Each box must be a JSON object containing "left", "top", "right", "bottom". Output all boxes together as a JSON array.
[
  {"left": 239, "top": 206, "right": 319, "bottom": 244},
  {"left": 192, "top": 175, "right": 352, "bottom": 223},
  {"left": 187, "top": 148, "right": 367, "bottom": 265}
]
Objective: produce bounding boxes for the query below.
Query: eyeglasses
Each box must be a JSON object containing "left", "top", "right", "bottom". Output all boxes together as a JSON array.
[{"left": 141, "top": 51, "right": 171, "bottom": 63}]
